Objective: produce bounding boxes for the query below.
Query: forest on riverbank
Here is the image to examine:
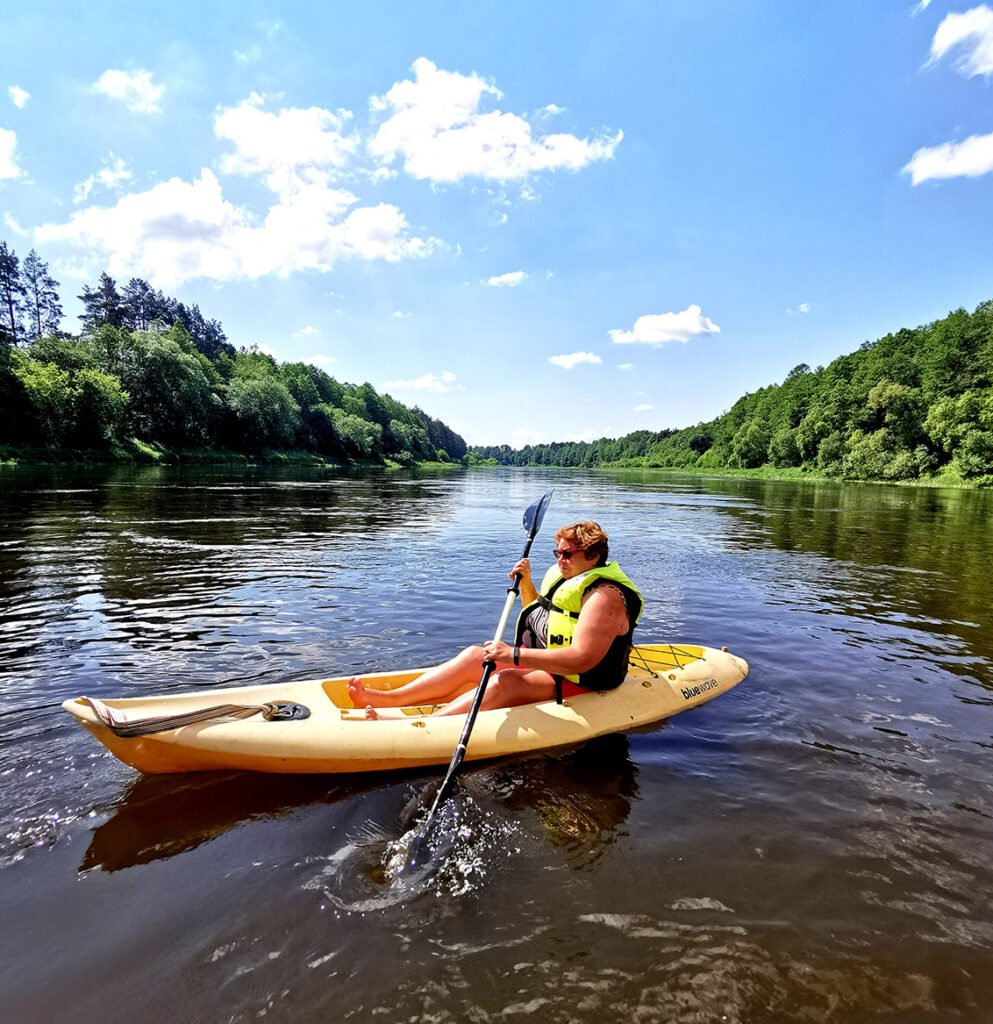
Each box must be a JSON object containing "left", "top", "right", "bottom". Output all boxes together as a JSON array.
[
  {"left": 0, "top": 241, "right": 467, "bottom": 465},
  {"left": 470, "top": 300, "right": 993, "bottom": 485}
]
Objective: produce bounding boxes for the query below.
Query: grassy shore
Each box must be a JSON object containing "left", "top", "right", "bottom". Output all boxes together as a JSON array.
[{"left": 0, "top": 442, "right": 465, "bottom": 472}]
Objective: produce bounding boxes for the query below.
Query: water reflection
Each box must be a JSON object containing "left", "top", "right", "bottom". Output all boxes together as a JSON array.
[{"left": 79, "top": 735, "right": 638, "bottom": 875}]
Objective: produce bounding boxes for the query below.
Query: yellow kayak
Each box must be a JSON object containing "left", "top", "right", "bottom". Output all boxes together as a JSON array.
[{"left": 61, "top": 642, "right": 748, "bottom": 775}]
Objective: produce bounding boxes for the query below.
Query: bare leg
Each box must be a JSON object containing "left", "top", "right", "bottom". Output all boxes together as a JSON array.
[
  {"left": 432, "top": 668, "right": 558, "bottom": 717},
  {"left": 346, "top": 646, "right": 513, "bottom": 710}
]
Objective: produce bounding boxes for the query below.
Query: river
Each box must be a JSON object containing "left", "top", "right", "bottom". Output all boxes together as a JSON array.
[{"left": 1, "top": 465, "right": 991, "bottom": 1023}]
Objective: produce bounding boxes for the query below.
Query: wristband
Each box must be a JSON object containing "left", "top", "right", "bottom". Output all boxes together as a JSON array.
[{"left": 513, "top": 645, "right": 520, "bottom": 666}]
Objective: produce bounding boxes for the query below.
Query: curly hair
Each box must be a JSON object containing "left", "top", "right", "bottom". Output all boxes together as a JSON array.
[{"left": 555, "top": 521, "right": 609, "bottom": 567}]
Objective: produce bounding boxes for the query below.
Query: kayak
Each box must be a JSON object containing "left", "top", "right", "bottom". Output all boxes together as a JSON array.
[{"left": 61, "top": 642, "right": 748, "bottom": 775}]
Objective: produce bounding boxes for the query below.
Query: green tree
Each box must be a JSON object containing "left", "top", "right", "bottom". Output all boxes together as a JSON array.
[
  {"left": 120, "top": 332, "right": 218, "bottom": 443},
  {"left": 73, "top": 368, "right": 129, "bottom": 447},
  {"left": 226, "top": 375, "right": 300, "bottom": 448},
  {"left": 21, "top": 249, "right": 63, "bottom": 341},
  {"left": 0, "top": 241, "right": 26, "bottom": 345},
  {"left": 79, "top": 273, "right": 125, "bottom": 333}
]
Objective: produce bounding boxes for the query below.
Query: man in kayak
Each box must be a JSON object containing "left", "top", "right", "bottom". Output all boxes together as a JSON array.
[{"left": 347, "top": 521, "right": 643, "bottom": 718}]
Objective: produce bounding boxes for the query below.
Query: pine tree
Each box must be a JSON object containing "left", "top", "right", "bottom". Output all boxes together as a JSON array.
[
  {"left": 0, "top": 241, "right": 27, "bottom": 344},
  {"left": 21, "top": 249, "right": 63, "bottom": 341},
  {"left": 79, "top": 272, "right": 124, "bottom": 332}
]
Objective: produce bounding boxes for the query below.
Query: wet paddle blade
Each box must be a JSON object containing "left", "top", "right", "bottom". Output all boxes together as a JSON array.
[{"left": 523, "top": 490, "right": 553, "bottom": 541}]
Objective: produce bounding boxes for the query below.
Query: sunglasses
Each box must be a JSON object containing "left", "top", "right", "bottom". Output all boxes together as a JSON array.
[{"left": 552, "top": 547, "right": 584, "bottom": 560}]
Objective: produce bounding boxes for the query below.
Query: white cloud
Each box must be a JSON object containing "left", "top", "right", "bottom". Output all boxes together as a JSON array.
[
  {"left": 903, "top": 129, "right": 993, "bottom": 183},
  {"left": 4, "top": 213, "right": 29, "bottom": 236},
  {"left": 634, "top": 403, "right": 653, "bottom": 412},
  {"left": 93, "top": 69, "right": 165, "bottom": 114},
  {"left": 294, "top": 325, "right": 320, "bottom": 336},
  {"left": 38, "top": 96, "right": 438, "bottom": 287},
  {"left": 930, "top": 5, "right": 993, "bottom": 76},
  {"left": 73, "top": 153, "right": 132, "bottom": 203},
  {"left": 617, "top": 363, "right": 635, "bottom": 371},
  {"left": 8, "top": 86, "right": 29, "bottom": 109},
  {"left": 609, "top": 304, "right": 721, "bottom": 346},
  {"left": 215, "top": 95, "right": 358, "bottom": 195},
  {"left": 383, "top": 370, "right": 461, "bottom": 393},
  {"left": 0, "top": 128, "right": 23, "bottom": 180},
  {"left": 390, "top": 310, "right": 412, "bottom": 318},
  {"left": 913, "top": 0, "right": 933, "bottom": 13},
  {"left": 485, "top": 270, "right": 527, "bottom": 287},
  {"left": 511, "top": 427, "right": 548, "bottom": 445},
  {"left": 564, "top": 429, "right": 600, "bottom": 443},
  {"left": 302, "top": 353, "right": 335, "bottom": 367},
  {"left": 538, "top": 104, "right": 565, "bottom": 118},
  {"left": 234, "top": 46, "right": 263, "bottom": 65},
  {"left": 787, "top": 302, "right": 811, "bottom": 315},
  {"left": 368, "top": 57, "right": 622, "bottom": 184},
  {"left": 549, "top": 351, "right": 603, "bottom": 369}
]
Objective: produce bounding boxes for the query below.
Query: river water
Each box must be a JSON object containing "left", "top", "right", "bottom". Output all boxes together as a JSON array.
[{"left": 0, "top": 465, "right": 990, "bottom": 1023}]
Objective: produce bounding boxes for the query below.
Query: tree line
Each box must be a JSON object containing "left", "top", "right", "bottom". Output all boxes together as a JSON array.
[
  {"left": 471, "top": 300, "right": 993, "bottom": 484},
  {"left": 0, "top": 241, "right": 467, "bottom": 465}
]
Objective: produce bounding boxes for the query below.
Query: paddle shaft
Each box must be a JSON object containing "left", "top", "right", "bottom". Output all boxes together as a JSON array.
[{"left": 422, "top": 530, "right": 539, "bottom": 824}]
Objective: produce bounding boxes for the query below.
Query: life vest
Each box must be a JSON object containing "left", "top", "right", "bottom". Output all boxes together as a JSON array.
[{"left": 514, "top": 561, "right": 644, "bottom": 691}]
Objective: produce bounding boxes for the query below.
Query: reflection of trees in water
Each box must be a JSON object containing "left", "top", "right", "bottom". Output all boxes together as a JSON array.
[
  {"left": 486, "top": 734, "right": 639, "bottom": 860},
  {"left": 692, "top": 476, "right": 993, "bottom": 667},
  {"left": 0, "top": 465, "right": 465, "bottom": 660}
]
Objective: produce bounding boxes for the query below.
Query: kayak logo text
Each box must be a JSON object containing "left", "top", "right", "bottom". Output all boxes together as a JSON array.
[{"left": 680, "top": 678, "right": 719, "bottom": 700}]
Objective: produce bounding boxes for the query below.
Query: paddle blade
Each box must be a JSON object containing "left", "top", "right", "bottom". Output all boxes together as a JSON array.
[{"left": 523, "top": 490, "right": 553, "bottom": 541}]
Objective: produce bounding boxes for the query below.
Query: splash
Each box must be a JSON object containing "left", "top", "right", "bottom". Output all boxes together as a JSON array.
[{"left": 318, "top": 791, "right": 521, "bottom": 911}]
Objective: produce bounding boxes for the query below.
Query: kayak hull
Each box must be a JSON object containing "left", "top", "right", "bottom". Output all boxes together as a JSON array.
[{"left": 61, "top": 642, "right": 748, "bottom": 775}]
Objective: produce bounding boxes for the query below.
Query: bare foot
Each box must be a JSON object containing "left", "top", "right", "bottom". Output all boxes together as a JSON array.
[
  {"left": 347, "top": 676, "right": 389, "bottom": 709},
  {"left": 364, "top": 705, "right": 379, "bottom": 720}
]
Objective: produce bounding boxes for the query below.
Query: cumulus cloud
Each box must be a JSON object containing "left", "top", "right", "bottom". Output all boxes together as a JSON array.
[
  {"left": 903, "top": 129, "right": 993, "bottom": 183},
  {"left": 73, "top": 153, "right": 132, "bottom": 203},
  {"left": 384, "top": 370, "right": 461, "bottom": 392},
  {"left": 0, "top": 128, "right": 23, "bottom": 180},
  {"left": 8, "top": 86, "right": 29, "bottom": 109},
  {"left": 929, "top": 5, "right": 993, "bottom": 76},
  {"left": 302, "top": 353, "right": 335, "bottom": 367},
  {"left": 617, "top": 363, "right": 635, "bottom": 371},
  {"left": 93, "top": 69, "right": 165, "bottom": 113},
  {"left": 215, "top": 94, "right": 358, "bottom": 194},
  {"left": 609, "top": 305, "right": 721, "bottom": 346},
  {"left": 294, "top": 325, "right": 320, "bottom": 336},
  {"left": 390, "top": 310, "right": 412, "bottom": 318},
  {"left": 787, "top": 302, "right": 811, "bottom": 315},
  {"left": 549, "top": 351, "right": 603, "bottom": 369},
  {"left": 634, "top": 403, "right": 653, "bottom": 412},
  {"left": 485, "top": 270, "right": 527, "bottom": 287},
  {"left": 368, "top": 57, "right": 622, "bottom": 184},
  {"left": 38, "top": 95, "right": 437, "bottom": 286}
]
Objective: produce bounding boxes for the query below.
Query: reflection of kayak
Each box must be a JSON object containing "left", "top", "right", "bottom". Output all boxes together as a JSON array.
[{"left": 61, "top": 642, "right": 748, "bottom": 776}]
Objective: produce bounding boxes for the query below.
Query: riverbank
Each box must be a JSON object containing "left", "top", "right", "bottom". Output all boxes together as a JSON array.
[
  {"left": 0, "top": 442, "right": 465, "bottom": 472},
  {"left": 465, "top": 459, "right": 990, "bottom": 489}
]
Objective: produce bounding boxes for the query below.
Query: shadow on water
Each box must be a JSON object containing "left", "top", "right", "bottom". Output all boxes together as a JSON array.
[
  {"left": 80, "top": 734, "right": 640, "bottom": 889},
  {"left": 79, "top": 770, "right": 389, "bottom": 873}
]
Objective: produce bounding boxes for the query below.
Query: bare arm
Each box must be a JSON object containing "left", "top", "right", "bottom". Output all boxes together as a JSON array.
[
  {"left": 484, "top": 585, "right": 628, "bottom": 675},
  {"left": 509, "top": 557, "right": 538, "bottom": 607}
]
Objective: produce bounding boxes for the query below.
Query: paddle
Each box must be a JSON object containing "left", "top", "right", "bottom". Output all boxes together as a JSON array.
[{"left": 402, "top": 489, "right": 553, "bottom": 871}]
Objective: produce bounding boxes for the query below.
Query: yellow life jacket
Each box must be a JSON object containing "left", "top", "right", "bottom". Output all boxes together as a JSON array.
[{"left": 514, "top": 561, "right": 644, "bottom": 690}]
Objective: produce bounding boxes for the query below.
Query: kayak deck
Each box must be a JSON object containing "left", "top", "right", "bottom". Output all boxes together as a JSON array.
[{"left": 62, "top": 642, "right": 748, "bottom": 775}]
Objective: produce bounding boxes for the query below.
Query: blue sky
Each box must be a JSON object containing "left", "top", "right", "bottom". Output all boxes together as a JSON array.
[{"left": 3, "top": 1, "right": 993, "bottom": 447}]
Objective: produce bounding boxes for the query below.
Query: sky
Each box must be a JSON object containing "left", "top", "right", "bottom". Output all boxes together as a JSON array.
[{"left": 3, "top": 1, "right": 993, "bottom": 448}]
